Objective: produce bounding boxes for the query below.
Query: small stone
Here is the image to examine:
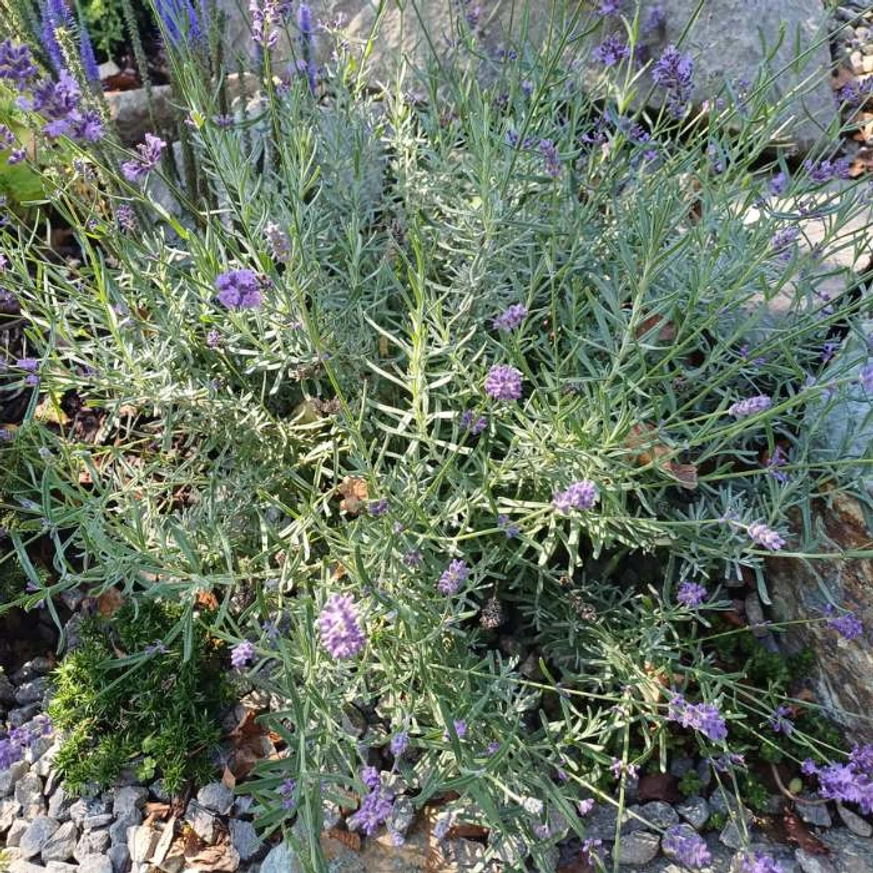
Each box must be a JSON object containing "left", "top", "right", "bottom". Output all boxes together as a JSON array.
[
  {"left": 109, "top": 810, "right": 143, "bottom": 845},
  {"left": 229, "top": 818, "right": 263, "bottom": 862},
  {"left": 83, "top": 813, "right": 114, "bottom": 830},
  {"left": 669, "top": 756, "right": 694, "bottom": 778},
  {"left": 41, "top": 820, "right": 79, "bottom": 862},
  {"left": 185, "top": 800, "right": 216, "bottom": 843},
  {"left": 46, "top": 862, "right": 80, "bottom": 873},
  {"left": 838, "top": 804, "right": 873, "bottom": 837},
  {"left": 128, "top": 824, "right": 160, "bottom": 864},
  {"left": 260, "top": 841, "right": 301, "bottom": 873},
  {"left": 113, "top": 785, "right": 149, "bottom": 817},
  {"left": 14, "top": 677, "right": 49, "bottom": 706},
  {"left": 15, "top": 773, "right": 46, "bottom": 816},
  {"left": 864, "top": 56, "right": 873, "bottom": 74},
  {"left": 677, "top": 795, "right": 710, "bottom": 829},
  {"left": 19, "top": 816, "right": 60, "bottom": 859},
  {"left": 721, "top": 820, "right": 748, "bottom": 850},
  {"left": 616, "top": 830, "right": 660, "bottom": 866},
  {"left": 79, "top": 855, "right": 115, "bottom": 873},
  {"left": 444, "top": 837, "right": 486, "bottom": 866},
  {"left": 196, "top": 781, "right": 234, "bottom": 815},
  {"left": 7, "top": 817, "right": 30, "bottom": 846},
  {"left": 11, "top": 657, "right": 53, "bottom": 684},
  {"left": 108, "top": 842, "right": 131, "bottom": 873},
  {"left": 0, "top": 798, "right": 21, "bottom": 833},
  {"left": 35, "top": 742, "right": 62, "bottom": 777},
  {"left": 8, "top": 703, "right": 42, "bottom": 727},
  {"left": 8, "top": 861, "right": 48, "bottom": 873},
  {"left": 663, "top": 823, "right": 702, "bottom": 865},
  {"left": 150, "top": 779, "right": 171, "bottom": 802},
  {"left": 233, "top": 794, "right": 255, "bottom": 817},
  {"left": 796, "top": 848, "right": 838, "bottom": 873},
  {"left": 75, "top": 828, "right": 111, "bottom": 861},
  {"left": 0, "top": 672, "right": 16, "bottom": 705},
  {"left": 0, "top": 760, "right": 29, "bottom": 796},
  {"left": 587, "top": 804, "right": 619, "bottom": 839},
  {"left": 47, "top": 785, "right": 74, "bottom": 822},
  {"left": 387, "top": 795, "right": 415, "bottom": 836},
  {"left": 796, "top": 799, "right": 833, "bottom": 828},
  {"left": 25, "top": 733, "right": 55, "bottom": 766},
  {"left": 638, "top": 800, "right": 679, "bottom": 830}
]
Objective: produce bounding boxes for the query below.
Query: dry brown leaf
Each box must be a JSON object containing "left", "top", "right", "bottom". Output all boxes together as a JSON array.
[
  {"left": 187, "top": 843, "right": 240, "bottom": 871},
  {"left": 337, "top": 476, "right": 368, "bottom": 515},
  {"left": 784, "top": 809, "right": 829, "bottom": 855},
  {"left": 446, "top": 822, "right": 489, "bottom": 840},
  {"left": 852, "top": 112, "right": 873, "bottom": 143},
  {"left": 378, "top": 335, "right": 389, "bottom": 357},
  {"left": 97, "top": 587, "right": 124, "bottom": 617},
  {"left": 195, "top": 590, "right": 219, "bottom": 611},
  {"left": 226, "top": 709, "right": 271, "bottom": 780},
  {"left": 625, "top": 423, "right": 672, "bottom": 468},
  {"left": 325, "top": 828, "right": 362, "bottom": 851},
  {"left": 850, "top": 148, "right": 873, "bottom": 177},
  {"left": 634, "top": 313, "right": 676, "bottom": 343},
  {"left": 667, "top": 462, "right": 699, "bottom": 491},
  {"left": 221, "top": 765, "right": 236, "bottom": 790},
  {"left": 145, "top": 802, "right": 172, "bottom": 818}
]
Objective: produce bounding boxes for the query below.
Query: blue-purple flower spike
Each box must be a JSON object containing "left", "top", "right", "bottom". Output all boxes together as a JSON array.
[{"left": 78, "top": 18, "right": 100, "bottom": 83}]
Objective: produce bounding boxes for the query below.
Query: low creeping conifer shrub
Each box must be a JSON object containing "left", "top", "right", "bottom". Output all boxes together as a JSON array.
[{"left": 1, "top": 0, "right": 872, "bottom": 869}]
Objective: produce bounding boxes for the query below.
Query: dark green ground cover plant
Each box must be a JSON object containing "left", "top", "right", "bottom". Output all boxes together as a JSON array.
[{"left": 1, "top": 0, "right": 873, "bottom": 870}]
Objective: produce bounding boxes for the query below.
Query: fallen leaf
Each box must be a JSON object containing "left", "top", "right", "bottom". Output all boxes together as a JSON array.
[
  {"left": 446, "top": 822, "right": 489, "bottom": 840},
  {"left": 667, "top": 462, "right": 698, "bottom": 490},
  {"left": 226, "top": 709, "right": 272, "bottom": 780},
  {"left": 625, "top": 423, "right": 672, "bottom": 468},
  {"left": 187, "top": 842, "right": 241, "bottom": 871},
  {"left": 634, "top": 312, "right": 676, "bottom": 343},
  {"left": 325, "top": 828, "right": 362, "bottom": 851},
  {"left": 221, "top": 765, "right": 236, "bottom": 790},
  {"left": 784, "top": 809, "right": 829, "bottom": 855},
  {"left": 97, "top": 587, "right": 124, "bottom": 617},
  {"left": 145, "top": 802, "right": 172, "bottom": 818},
  {"left": 337, "top": 476, "right": 368, "bottom": 515},
  {"left": 103, "top": 69, "right": 140, "bottom": 90},
  {"left": 195, "top": 590, "right": 219, "bottom": 611}
]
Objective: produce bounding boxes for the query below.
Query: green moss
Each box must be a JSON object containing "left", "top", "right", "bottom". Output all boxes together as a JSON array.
[{"left": 48, "top": 599, "right": 232, "bottom": 794}]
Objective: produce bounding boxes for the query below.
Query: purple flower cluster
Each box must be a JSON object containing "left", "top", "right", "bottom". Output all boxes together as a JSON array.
[
  {"left": 317, "top": 593, "right": 366, "bottom": 659},
  {"left": 577, "top": 798, "right": 595, "bottom": 816},
  {"left": 493, "top": 303, "right": 528, "bottom": 332},
  {"left": 0, "top": 716, "right": 52, "bottom": 769},
  {"left": 768, "top": 704, "right": 794, "bottom": 736},
  {"left": 155, "top": 0, "right": 203, "bottom": 48},
  {"left": 747, "top": 521, "right": 785, "bottom": 551},
  {"left": 592, "top": 33, "right": 630, "bottom": 67},
  {"left": 215, "top": 269, "right": 264, "bottom": 310},
  {"left": 438, "top": 559, "right": 469, "bottom": 595},
  {"left": 539, "top": 139, "right": 562, "bottom": 177},
  {"left": 740, "top": 852, "right": 784, "bottom": 873},
  {"left": 484, "top": 364, "right": 523, "bottom": 401},
  {"left": 16, "top": 357, "right": 40, "bottom": 386},
  {"left": 861, "top": 363, "right": 873, "bottom": 394},
  {"left": 348, "top": 769, "right": 394, "bottom": 836},
  {"left": 652, "top": 45, "right": 694, "bottom": 117},
  {"left": 230, "top": 640, "right": 256, "bottom": 669},
  {"left": 279, "top": 777, "right": 296, "bottom": 810},
  {"left": 805, "top": 745, "right": 873, "bottom": 812},
  {"left": 389, "top": 730, "right": 409, "bottom": 757},
  {"left": 662, "top": 826, "right": 711, "bottom": 870},
  {"left": 250, "top": 0, "right": 291, "bottom": 48},
  {"left": 552, "top": 480, "right": 599, "bottom": 514},
  {"left": 667, "top": 693, "right": 728, "bottom": 742},
  {"left": 265, "top": 222, "right": 290, "bottom": 262},
  {"left": 121, "top": 133, "right": 166, "bottom": 182},
  {"left": 497, "top": 513, "right": 520, "bottom": 539},
  {"left": 677, "top": 581, "right": 707, "bottom": 608},
  {"left": 770, "top": 226, "right": 800, "bottom": 261},
  {"left": 825, "top": 606, "right": 864, "bottom": 641},
  {"left": 0, "top": 40, "right": 38, "bottom": 89},
  {"left": 728, "top": 394, "right": 772, "bottom": 419},
  {"left": 803, "top": 158, "right": 851, "bottom": 184},
  {"left": 29, "top": 70, "right": 104, "bottom": 142},
  {"left": 460, "top": 409, "right": 488, "bottom": 434},
  {"left": 766, "top": 445, "right": 789, "bottom": 483}
]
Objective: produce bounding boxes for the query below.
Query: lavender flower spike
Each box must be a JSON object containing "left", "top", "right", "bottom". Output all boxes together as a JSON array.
[
  {"left": 728, "top": 394, "right": 772, "bottom": 419},
  {"left": 552, "top": 480, "right": 599, "bottom": 514},
  {"left": 747, "top": 521, "right": 785, "bottom": 552},
  {"left": 662, "top": 825, "right": 711, "bottom": 870},
  {"left": 438, "top": 559, "right": 469, "bottom": 595},
  {"left": 121, "top": 133, "right": 166, "bottom": 182},
  {"left": 215, "top": 269, "right": 264, "bottom": 310},
  {"left": 317, "top": 593, "right": 366, "bottom": 659},
  {"left": 484, "top": 364, "right": 523, "bottom": 401}
]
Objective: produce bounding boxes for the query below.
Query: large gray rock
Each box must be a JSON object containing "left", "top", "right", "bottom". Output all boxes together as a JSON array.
[
  {"left": 0, "top": 760, "right": 29, "bottom": 796},
  {"left": 260, "top": 840, "right": 302, "bottom": 873},
  {"left": 41, "top": 820, "right": 79, "bottom": 862},
  {"left": 18, "top": 815, "right": 60, "bottom": 859}
]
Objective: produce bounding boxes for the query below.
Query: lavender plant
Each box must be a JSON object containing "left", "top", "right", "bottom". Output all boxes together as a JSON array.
[{"left": 0, "top": 1, "right": 872, "bottom": 869}]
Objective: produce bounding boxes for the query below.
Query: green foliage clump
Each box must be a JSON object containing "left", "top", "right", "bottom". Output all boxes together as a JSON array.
[{"left": 48, "top": 600, "right": 232, "bottom": 794}]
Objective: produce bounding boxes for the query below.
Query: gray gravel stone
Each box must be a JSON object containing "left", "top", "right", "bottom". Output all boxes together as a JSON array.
[
  {"left": 79, "top": 855, "right": 115, "bottom": 873},
  {"left": 677, "top": 795, "right": 710, "bottom": 829},
  {"left": 0, "top": 797, "right": 21, "bottom": 833},
  {"left": 69, "top": 796, "right": 110, "bottom": 827},
  {"left": 109, "top": 810, "right": 143, "bottom": 845},
  {"left": 0, "top": 760, "right": 29, "bottom": 796},
  {"left": 149, "top": 779, "right": 171, "bottom": 802},
  {"left": 0, "top": 673, "right": 16, "bottom": 705},
  {"left": 387, "top": 795, "right": 415, "bottom": 837},
  {"left": 41, "top": 820, "right": 79, "bottom": 862},
  {"left": 75, "top": 828, "right": 112, "bottom": 860},
  {"left": 83, "top": 812, "right": 114, "bottom": 830},
  {"left": 796, "top": 848, "right": 838, "bottom": 873},
  {"left": 260, "top": 841, "right": 301, "bottom": 873},
  {"left": 45, "top": 862, "right": 80, "bottom": 873},
  {"left": 35, "top": 743, "right": 62, "bottom": 777},
  {"left": 185, "top": 799, "right": 217, "bottom": 843},
  {"left": 721, "top": 820, "right": 749, "bottom": 850},
  {"left": 47, "top": 785, "right": 74, "bottom": 822},
  {"left": 638, "top": 800, "right": 679, "bottom": 830},
  {"left": 796, "top": 799, "right": 833, "bottom": 828},
  {"left": 8, "top": 860, "right": 49, "bottom": 873},
  {"left": 15, "top": 773, "right": 46, "bottom": 816},
  {"left": 197, "top": 780, "right": 235, "bottom": 815},
  {"left": 11, "top": 657, "right": 53, "bottom": 684},
  {"left": 587, "top": 804, "right": 620, "bottom": 839},
  {"left": 112, "top": 785, "right": 149, "bottom": 817},
  {"left": 19, "top": 815, "right": 61, "bottom": 859},
  {"left": 229, "top": 818, "right": 264, "bottom": 862},
  {"left": 14, "top": 677, "right": 49, "bottom": 706},
  {"left": 9, "top": 703, "right": 42, "bottom": 727},
  {"left": 7, "top": 817, "right": 30, "bottom": 846},
  {"left": 616, "top": 830, "right": 660, "bottom": 866},
  {"left": 108, "top": 842, "right": 131, "bottom": 873},
  {"left": 838, "top": 804, "right": 873, "bottom": 838}
]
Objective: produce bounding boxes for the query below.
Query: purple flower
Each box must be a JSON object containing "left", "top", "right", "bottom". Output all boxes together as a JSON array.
[
  {"left": 78, "top": 18, "right": 100, "bottom": 83},
  {"left": 740, "top": 851, "right": 784, "bottom": 873},
  {"left": 484, "top": 364, "right": 523, "bottom": 401},
  {"left": 804, "top": 158, "right": 851, "bottom": 184},
  {"left": 265, "top": 222, "right": 290, "bottom": 262},
  {"left": 539, "top": 139, "right": 562, "bottom": 177},
  {"left": 597, "top": 0, "right": 621, "bottom": 14},
  {"left": 361, "top": 766, "right": 381, "bottom": 791},
  {"left": 677, "top": 581, "right": 707, "bottom": 608},
  {"left": 592, "top": 34, "right": 630, "bottom": 67},
  {"left": 297, "top": 4, "right": 317, "bottom": 93},
  {"left": 766, "top": 445, "right": 789, "bottom": 483},
  {"left": 460, "top": 409, "right": 488, "bottom": 434},
  {"left": 0, "top": 40, "right": 38, "bottom": 88},
  {"left": 747, "top": 521, "right": 785, "bottom": 551},
  {"left": 446, "top": 719, "right": 467, "bottom": 740},
  {"left": 768, "top": 704, "right": 794, "bottom": 736},
  {"left": 348, "top": 786, "right": 393, "bottom": 836},
  {"left": 728, "top": 394, "right": 772, "bottom": 419},
  {"left": 317, "top": 593, "right": 366, "bottom": 659},
  {"left": 250, "top": 0, "right": 290, "bottom": 48},
  {"left": 662, "top": 826, "right": 711, "bottom": 870},
  {"left": 116, "top": 204, "right": 137, "bottom": 233},
  {"left": 485, "top": 741, "right": 500, "bottom": 755},
  {"left": 770, "top": 171, "right": 789, "bottom": 196},
  {"left": 667, "top": 693, "right": 728, "bottom": 742},
  {"left": 390, "top": 730, "right": 409, "bottom": 757},
  {"left": 41, "top": 0, "right": 73, "bottom": 71},
  {"left": 206, "top": 328, "right": 222, "bottom": 348},
  {"left": 368, "top": 498, "right": 389, "bottom": 517},
  {"left": 652, "top": 45, "right": 694, "bottom": 117},
  {"left": 770, "top": 226, "right": 799, "bottom": 261},
  {"left": 859, "top": 363, "right": 873, "bottom": 393},
  {"left": 577, "top": 798, "right": 595, "bottom": 816},
  {"left": 581, "top": 838, "right": 604, "bottom": 865},
  {"left": 492, "top": 303, "right": 528, "bottom": 332},
  {"left": 826, "top": 607, "right": 864, "bottom": 641},
  {"left": 552, "top": 480, "right": 599, "bottom": 514},
  {"left": 215, "top": 269, "right": 264, "bottom": 309},
  {"left": 279, "top": 777, "right": 296, "bottom": 810},
  {"left": 642, "top": 4, "right": 665, "bottom": 36},
  {"left": 438, "top": 559, "right": 469, "bottom": 595},
  {"left": 497, "top": 514, "right": 520, "bottom": 539},
  {"left": 230, "top": 640, "right": 256, "bottom": 668},
  {"left": 155, "top": 0, "right": 203, "bottom": 46},
  {"left": 121, "top": 133, "right": 166, "bottom": 182},
  {"left": 403, "top": 549, "right": 423, "bottom": 568}
]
